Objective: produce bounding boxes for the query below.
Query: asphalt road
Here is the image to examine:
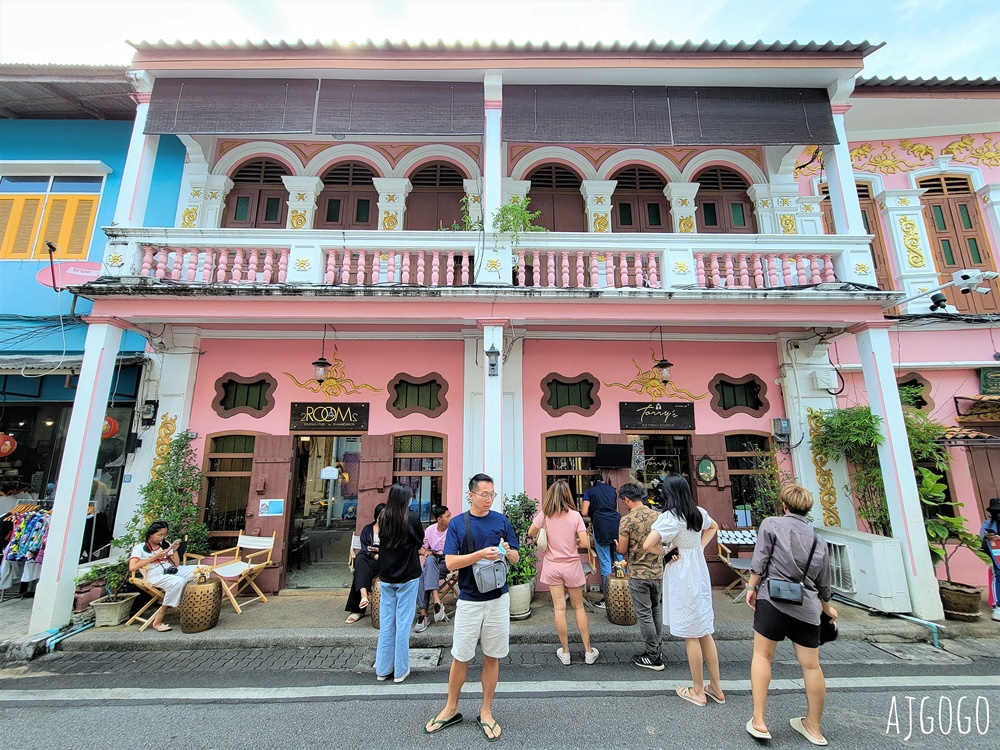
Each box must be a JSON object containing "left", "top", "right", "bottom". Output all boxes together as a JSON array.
[{"left": 2, "top": 640, "right": 999, "bottom": 749}]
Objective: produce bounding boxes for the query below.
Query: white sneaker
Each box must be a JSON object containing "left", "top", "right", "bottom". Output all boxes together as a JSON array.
[
  {"left": 556, "top": 647, "right": 571, "bottom": 665},
  {"left": 585, "top": 648, "right": 600, "bottom": 665},
  {"left": 433, "top": 603, "right": 448, "bottom": 622},
  {"left": 992, "top": 607, "right": 1000, "bottom": 622}
]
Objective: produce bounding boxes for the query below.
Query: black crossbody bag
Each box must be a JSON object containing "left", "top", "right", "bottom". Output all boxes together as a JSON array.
[{"left": 766, "top": 531, "right": 818, "bottom": 606}]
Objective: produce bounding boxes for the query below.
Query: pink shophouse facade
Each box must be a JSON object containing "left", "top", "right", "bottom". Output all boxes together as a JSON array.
[{"left": 29, "top": 40, "right": 1000, "bottom": 631}]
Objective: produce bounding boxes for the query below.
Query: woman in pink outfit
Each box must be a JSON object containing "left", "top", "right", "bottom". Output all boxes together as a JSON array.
[{"left": 528, "top": 480, "right": 599, "bottom": 665}]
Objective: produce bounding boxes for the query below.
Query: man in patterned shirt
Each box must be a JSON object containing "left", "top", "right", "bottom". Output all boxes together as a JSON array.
[{"left": 617, "top": 482, "right": 665, "bottom": 670}]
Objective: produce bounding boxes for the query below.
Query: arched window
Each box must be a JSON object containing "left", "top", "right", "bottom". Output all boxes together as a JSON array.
[
  {"left": 315, "top": 161, "right": 378, "bottom": 230},
  {"left": 526, "top": 164, "right": 585, "bottom": 232},
  {"left": 405, "top": 163, "right": 466, "bottom": 230},
  {"left": 222, "top": 159, "right": 289, "bottom": 228},
  {"left": 610, "top": 166, "right": 667, "bottom": 233},
  {"left": 820, "top": 182, "right": 893, "bottom": 290},
  {"left": 694, "top": 167, "right": 755, "bottom": 234},
  {"left": 918, "top": 175, "right": 997, "bottom": 313}
]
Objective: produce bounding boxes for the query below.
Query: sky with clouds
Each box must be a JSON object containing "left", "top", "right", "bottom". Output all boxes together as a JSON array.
[{"left": 0, "top": 0, "right": 997, "bottom": 79}]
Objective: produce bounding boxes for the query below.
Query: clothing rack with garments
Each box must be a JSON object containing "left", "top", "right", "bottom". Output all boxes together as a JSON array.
[{"left": 1, "top": 505, "right": 49, "bottom": 603}]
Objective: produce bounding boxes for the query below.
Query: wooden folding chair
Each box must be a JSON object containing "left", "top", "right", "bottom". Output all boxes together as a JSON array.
[
  {"left": 579, "top": 533, "right": 599, "bottom": 613},
  {"left": 202, "top": 532, "right": 276, "bottom": 614},
  {"left": 718, "top": 529, "right": 757, "bottom": 603},
  {"left": 125, "top": 566, "right": 165, "bottom": 631}
]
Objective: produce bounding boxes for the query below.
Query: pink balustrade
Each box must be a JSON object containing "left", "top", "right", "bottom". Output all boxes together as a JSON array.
[
  {"left": 692, "top": 251, "right": 836, "bottom": 289},
  {"left": 141, "top": 246, "right": 290, "bottom": 284}
]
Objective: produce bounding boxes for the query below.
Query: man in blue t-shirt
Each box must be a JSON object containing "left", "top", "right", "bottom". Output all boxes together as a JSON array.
[{"left": 424, "top": 473, "right": 519, "bottom": 742}]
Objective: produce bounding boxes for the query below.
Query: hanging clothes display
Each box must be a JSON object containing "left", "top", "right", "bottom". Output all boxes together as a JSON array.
[{"left": 1, "top": 508, "right": 51, "bottom": 589}]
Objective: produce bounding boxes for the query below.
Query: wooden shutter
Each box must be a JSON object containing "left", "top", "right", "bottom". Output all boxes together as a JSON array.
[
  {"left": 246, "top": 435, "right": 295, "bottom": 593},
  {"left": 32, "top": 195, "right": 98, "bottom": 259},
  {"left": 357, "top": 434, "right": 394, "bottom": 535},
  {"left": 0, "top": 195, "right": 45, "bottom": 259},
  {"left": 689, "top": 433, "right": 733, "bottom": 528},
  {"left": 967, "top": 446, "right": 1000, "bottom": 518}
]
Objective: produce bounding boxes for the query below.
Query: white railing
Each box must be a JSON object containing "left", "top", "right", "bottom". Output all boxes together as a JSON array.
[{"left": 102, "top": 227, "right": 878, "bottom": 291}]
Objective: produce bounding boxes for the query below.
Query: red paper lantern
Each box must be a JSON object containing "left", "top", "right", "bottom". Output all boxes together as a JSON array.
[
  {"left": 102, "top": 416, "right": 120, "bottom": 439},
  {"left": 0, "top": 434, "right": 16, "bottom": 457}
]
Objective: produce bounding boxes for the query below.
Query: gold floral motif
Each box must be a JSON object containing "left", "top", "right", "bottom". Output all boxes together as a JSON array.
[
  {"left": 151, "top": 414, "right": 177, "bottom": 478},
  {"left": 386, "top": 194, "right": 396, "bottom": 203},
  {"left": 471, "top": 195, "right": 481, "bottom": 203},
  {"left": 852, "top": 142, "right": 929, "bottom": 174},
  {"left": 679, "top": 198, "right": 690, "bottom": 207},
  {"left": 604, "top": 352, "right": 709, "bottom": 403},
  {"left": 294, "top": 258, "right": 311, "bottom": 271},
  {"left": 510, "top": 195, "right": 522, "bottom": 204},
  {"left": 808, "top": 408, "right": 840, "bottom": 527},
  {"left": 678, "top": 216, "right": 695, "bottom": 233},
  {"left": 898, "top": 197, "right": 910, "bottom": 206},
  {"left": 381, "top": 211, "right": 398, "bottom": 231},
  {"left": 778, "top": 197, "right": 792, "bottom": 207},
  {"left": 673, "top": 261, "right": 690, "bottom": 274},
  {"left": 854, "top": 263, "right": 871, "bottom": 275},
  {"left": 295, "top": 192, "right": 306, "bottom": 201},
  {"left": 899, "top": 215, "right": 926, "bottom": 268},
  {"left": 106, "top": 253, "right": 124, "bottom": 268},
  {"left": 597, "top": 255, "right": 607, "bottom": 262},
  {"left": 208, "top": 191, "right": 220, "bottom": 200},
  {"left": 181, "top": 206, "right": 198, "bottom": 228},
  {"left": 486, "top": 258, "right": 501, "bottom": 271},
  {"left": 801, "top": 204, "right": 815, "bottom": 213},
  {"left": 917, "top": 286, "right": 929, "bottom": 293},
  {"left": 190, "top": 188, "right": 202, "bottom": 198},
  {"left": 950, "top": 135, "right": 1000, "bottom": 167},
  {"left": 290, "top": 210, "right": 307, "bottom": 229},
  {"left": 759, "top": 199, "right": 771, "bottom": 208},
  {"left": 283, "top": 346, "right": 381, "bottom": 402},
  {"left": 594, "top": 196, "right": 605, "bottom": 205},
  {"left": 380, "top": 253, "right": 390, "bottom": 261},
  {"left": 779, "top": 214, "right": 797, "bottom": 234},
  {"left": 593, "top": 213, "right": 609, "bottom": 233}
]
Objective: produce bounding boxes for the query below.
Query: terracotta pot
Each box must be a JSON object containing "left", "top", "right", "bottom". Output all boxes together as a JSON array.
[{"left": 939, "top": 581, "right": 982, "bottom": 621}]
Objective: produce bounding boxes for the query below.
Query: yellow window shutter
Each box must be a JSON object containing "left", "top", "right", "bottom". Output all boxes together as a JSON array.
[
  {"left": 33, "top": 194, "right": 98, "bottom": 259},
  {"left": 0, "top": 195, "right": 45, "bottom": 260}
]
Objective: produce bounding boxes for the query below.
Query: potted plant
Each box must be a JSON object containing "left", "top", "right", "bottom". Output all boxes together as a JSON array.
[
  {"left": 918, "top": 467, "right": 992, "bottom": 620},
  {"left": 78, "top": 559, "right": 138, "bottom": 627},
  {"left": 503, "top": 491, "right": 539, "bottom": 619}
]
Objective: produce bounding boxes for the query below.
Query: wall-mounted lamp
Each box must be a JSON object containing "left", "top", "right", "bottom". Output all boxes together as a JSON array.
[
  {"left": 486, "top": 345, "right": 501, "bottom": 377},
  {"left": 43, "top": 415, "right": 55, "bottom": 427},
  {"left": 654, "top": 326, "right": 673, "bottom": 384},
  {"left": 312, "top": 324, "right": 332, "bottom": 381}
]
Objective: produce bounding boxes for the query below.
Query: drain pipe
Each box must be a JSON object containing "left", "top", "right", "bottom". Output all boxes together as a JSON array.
[
  {"left": 45, "top": 622, "right": 95, "bottom": 654},
  {"left": 832, "top": 593, "right": 946, "bottom": 649}
]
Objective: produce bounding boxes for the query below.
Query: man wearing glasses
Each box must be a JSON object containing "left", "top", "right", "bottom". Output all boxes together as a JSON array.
[{"left": 424, "top": 473, "right": 520, "bottom": 742}]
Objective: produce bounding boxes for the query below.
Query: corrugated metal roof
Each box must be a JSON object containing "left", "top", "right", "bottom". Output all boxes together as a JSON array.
[
  {"left": 0, "top": 64, "right": 136, "bottom": 120},
  {"left": 856, "top": 76, "right": 1000, "bottom": 88},
  {"left": 128, "top": 38, "right": 882, "bottom": 56}
]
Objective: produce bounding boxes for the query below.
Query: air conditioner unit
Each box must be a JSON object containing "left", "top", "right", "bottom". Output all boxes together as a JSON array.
[{"left": 815, "top": 527, "right": 911, "bottom": 613}]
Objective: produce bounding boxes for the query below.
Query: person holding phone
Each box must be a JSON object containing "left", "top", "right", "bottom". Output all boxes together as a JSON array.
[
  {"left": 128, "top": 521, "right": 200, "bottom": 632},
  {"left": 345, "top": 502, "right": 385, "bottom": 623}
]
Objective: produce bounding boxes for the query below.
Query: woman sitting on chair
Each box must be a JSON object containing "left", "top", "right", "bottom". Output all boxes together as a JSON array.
[
  {"left": 345, "top": 502, "right": 385, "bottom": 623},
  {"left": 128, "top": 521, "right": 200, "bottom": 632}
]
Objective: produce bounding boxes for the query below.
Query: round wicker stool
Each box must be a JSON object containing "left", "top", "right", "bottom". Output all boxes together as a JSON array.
[
  {"left": 369, "top": 577, "right": 381, "bottom": 629},
  {"left": 605, "top": 563, "right": 636, "bottom": 626},
  {"left": 180, "top": 575, "right": 222, "bottom": 633}
]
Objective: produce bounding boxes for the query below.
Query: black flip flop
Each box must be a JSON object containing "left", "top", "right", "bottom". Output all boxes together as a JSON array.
[
  {"left": 476, "top": 715, "right": 502, "bottom": 742},
  {"left": 424, "top": 712, "right": 463, "bottom": 734}
]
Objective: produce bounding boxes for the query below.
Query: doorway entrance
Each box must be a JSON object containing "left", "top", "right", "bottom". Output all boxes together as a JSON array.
[
  {"left": 285, "top": 435, "right": 360, "bottom": 589},
  {"left": 634, "top": 434, "right": 693, "bottom": 499}
]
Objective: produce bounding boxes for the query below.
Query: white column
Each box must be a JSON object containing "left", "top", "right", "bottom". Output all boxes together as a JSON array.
[
  {"left": 748, "top": 184, "right": 777, "bottom": 233},
  {"left": 112, "top": 90, "right": 157, "bottom": 226},
  {"left": 30, "top": 323, "right": 124, "bottom": 633},
  {"left": 482, "top": 74, "right": 503, "bottom": 231},
  {"left": 850, "top": 322, "right": 944, "bottom": 620},
  {"left": 282, "top": 176, "right": 325, "bottom": 230},
  {"left": 481, "top": 321, "right": 506, "bottom": 497},
  {"left": 822, "top": 107, "right": 866, "bottom": 235},
  {"left": 976, "top": 183, "right": 1000, "bottom": 246},
  {"left": 181, "top": 173, "right": 233, "bottom": 229},
  {"left": 797, "top": 195, "right": 826, "bottom": 235},
  {"left": 502, "top": 178, "right": 530, "bottom": 206},
  {"left": 580, "top": 180, "right": 617, "bottom": 233},
  {"left": 463, "top": 179, "right": 483, "bottom": 228},
  {"left": 877, "top": 189, "right": 940, "bottom": 312},
  {"left": 664, "top": 182, "right": 700, "bottom": 234},
  {"left": 372, "top": 177, "right": 412, "bottom": 231},
  {"left": 776, "top": 335, "right": 856, "bottom": 529}
]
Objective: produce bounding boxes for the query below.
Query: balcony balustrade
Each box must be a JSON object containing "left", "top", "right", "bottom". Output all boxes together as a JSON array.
[{"left": 102, "top": 227, "right": 878, "bottom": 292}]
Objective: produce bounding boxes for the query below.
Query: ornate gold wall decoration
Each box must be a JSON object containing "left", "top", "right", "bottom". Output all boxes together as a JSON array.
[
  {"left": 295, "top": 192, "right": 306, "bottom": 201},
  {"left": 855, "top": 263, "right": 871, "bottom": 274},
  {"left": 386, "top": 194, "right": 396, "bottom": 202},
  {"left": 672, "top": 261, "right": 690, "bottom": 274},
  {"left": 107, "top": 253, "right": 124, "bottom": 268},
  {"left": 294, "top": 258, "right": 311, "bottom": 271},
  {"left": 898, "top": 197, "right": 910, "bottom": 206},
  {"left": 283, "top": 345, "right": 381, "bottom": 402},
  {"left": 678, "top": 198, "right": 689, "bottom": 207},
  {"left": 801, "top": 203, "right": 815, "bottom": 212},
  {"left": 941, "top": 134, "right": 974, "bottom": 157},
  {"left": 470, "top": 195, "right": 481, "bottom": 203},
  {"left": 604, "top": 352, "right": 709, "bottom": 403},
  {"left": 593, "top": 213, "right": 609, "bottom": 233},
  {"left": 948, "top": 135, "right": 1000, "bottom": 167},
  {"left": 900, "top": 139, "right": 935, "bottom": 160},
  {"left": 778, "top": 197, "right": 792, "bottom": 207},
  {"left": 794, "top": 146, "right": 822, "bottom": 176},
  {"left": 486, "top": 258, "right": 501, "bottom": 271},
  {"left": 190, "top": 188, "right": 202, "bottom": 198},
  {"left": 779, "top": 214, "right": 797, "bottom": 234},
  {"left": 371, "top": 143, "right": 419, "bottom": 167},
  {"left": 678, "top": 216, "right": 695, "bottom": 233},
  {"left": 181, "top": 207, "right": 198, "bottom": 228},
  {"left": 852, "top": 142, "right": 931, "bottom": 174},
  {"left": 597, "top": 255, "right": 607, "bottom": 262},
  {"left": 577, "top": 146, "right": 617, "bottom": 168},
  {"left": 758, "top": 199, "right": 771, "bottom": 208},
  {"left": 208, "top": 191, "right": 220, "bottom": 200},
  {"left": 594, "top": 196, "right": 605, "bottom": 204},
  {"left": 151, "top": 413, "right": 177, "bottom": 478},
  {"left": 655, "top": 147, "right": 699, "bottom": 169},
  {"left": 290, "top": 210, "right": 307, "bottom": 229},
  {"left": 381, "top": 211, "right": 398, "bottom": 231},
  {"left": 898, "top": 216, "right": 926, "bottom": 268},
  {"left": 380, "top": 253, "right": 390, "bottom": 261},
  {"left": 808, "top": 408, "right": 840, "bottom": 527},
  {"left": 286, "top": 142, "right": 333, "bottom": 163}
]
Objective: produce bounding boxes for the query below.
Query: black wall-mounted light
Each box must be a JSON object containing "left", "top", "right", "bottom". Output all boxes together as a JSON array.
[
  {"left": 43, "top": 415, "right": 55, "bottom": 427},
  {"left": 486, "top": 345, "right": 501, "bottom": 377},
  {"left": 312, "top": 324, "right": 332, "bottom": 380},
  {"left": 654, "top": 326, "right": 673, "bottom": 384}
]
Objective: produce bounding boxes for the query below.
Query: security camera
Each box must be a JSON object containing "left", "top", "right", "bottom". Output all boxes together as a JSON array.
[
  {"left": 953, "top": 269, "right": 999, "bottom": 293},
  {"left": 928, "top": 292, "right": 948, "bottom": 311}
]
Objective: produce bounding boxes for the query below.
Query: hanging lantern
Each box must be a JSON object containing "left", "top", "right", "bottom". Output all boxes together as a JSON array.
[
  {"left": 0, "top": 434, "right": 16, "bottom": 457},
  {"left": 102, "top": 416, "right": 120, "bottom": 439}
]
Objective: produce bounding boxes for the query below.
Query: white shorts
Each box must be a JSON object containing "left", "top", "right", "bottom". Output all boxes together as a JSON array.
[{"left": 451, "top": 593, "right": 511, "bottom": 662}]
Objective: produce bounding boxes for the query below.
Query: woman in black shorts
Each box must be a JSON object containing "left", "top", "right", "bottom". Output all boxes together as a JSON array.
[{"left": 745, "top": 485, "right": 838, "bottom": 746}]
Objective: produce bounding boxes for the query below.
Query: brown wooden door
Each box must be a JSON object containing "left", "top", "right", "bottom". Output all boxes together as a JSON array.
[
  {"left": 245, "top": 435, "right": 295, "bottom": 592},
  {"left": 923, "top": 191, "right": 998, "bottom": 313},
  {"left": 357, "top": 434, "right": 393, "bottom": 536},
  {"left": 821, "top": 191, "right": 893, "bottom": 291},
  {"left": 689, "top": 433, "right": 733, "bottom": 586},
  {"left": 967, "top": 446, "right": 1000, "bottom": 518}
]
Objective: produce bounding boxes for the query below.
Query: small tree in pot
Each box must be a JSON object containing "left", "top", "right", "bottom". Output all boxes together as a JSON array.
[{"left": 503, "top": 491, "right": 539, "bottom": 619}]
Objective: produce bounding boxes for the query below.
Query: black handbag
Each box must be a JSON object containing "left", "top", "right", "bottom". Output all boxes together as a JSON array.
[
  {"left": 819, "top": 611, "right": 838, "bottom": 644},
  {"left": 766, "top": 531, "right": 818, "bottom": 606}
]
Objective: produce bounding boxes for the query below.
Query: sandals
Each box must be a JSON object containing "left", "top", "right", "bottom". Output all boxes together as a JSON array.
[
  {"left": 476, "top": 715, "right": 502, "bottom": 742},
  {"left": 152, "top": 624, "right": 172, "bottom": 632},
  {"left": 705, "top": 686, "right": 726, "bottom": 704},
  {"left": 424, "top": 712, "right": 463, "bottom": 734},
  {"left": 345, "top": 613, "right": 362, "bottom": 624},
  {"left": 790, "top": 717, "right": 828, "bottom": 746},
  {"left": 746, "top": 719, "right": 772, "bottom": 740},
  {"left": 675, "top": 685, "right": 707, "bottom": 707},
  {"left": 359, "top": 598, "right": 369, "bottom": 610}
]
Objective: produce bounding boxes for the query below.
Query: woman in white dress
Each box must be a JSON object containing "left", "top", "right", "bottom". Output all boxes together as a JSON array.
[
  {"left": 643, "top": 474, "right": 724, "bottom": 707},
  {"left": 128, "top": 521, "right": 200, "bottom": 632}
]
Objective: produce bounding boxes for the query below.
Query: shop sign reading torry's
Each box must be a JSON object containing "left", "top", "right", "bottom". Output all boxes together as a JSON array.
[
  {"left": 619, "top": 401, "right": 695, "bottom": 431},
  {"left": 290, "top": 402, "right": 369, "bottom": 431}
]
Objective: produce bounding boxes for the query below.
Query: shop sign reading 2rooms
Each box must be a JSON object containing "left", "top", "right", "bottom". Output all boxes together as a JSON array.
[
  {"left": 290, "top": 402, "right": 370, "bottom": 431},
  {"left": 619, "top": 402, "right": 695, "bottom": 431}
]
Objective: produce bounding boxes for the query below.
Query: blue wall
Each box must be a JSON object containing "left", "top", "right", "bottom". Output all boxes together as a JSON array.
[{"left": 144, "top": 135, "right": 185, "bottom": 227}]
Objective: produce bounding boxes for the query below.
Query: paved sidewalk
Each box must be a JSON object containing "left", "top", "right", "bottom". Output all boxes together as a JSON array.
[{"left": 2, "top": 587, "right": 997, "bottom": 660}]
